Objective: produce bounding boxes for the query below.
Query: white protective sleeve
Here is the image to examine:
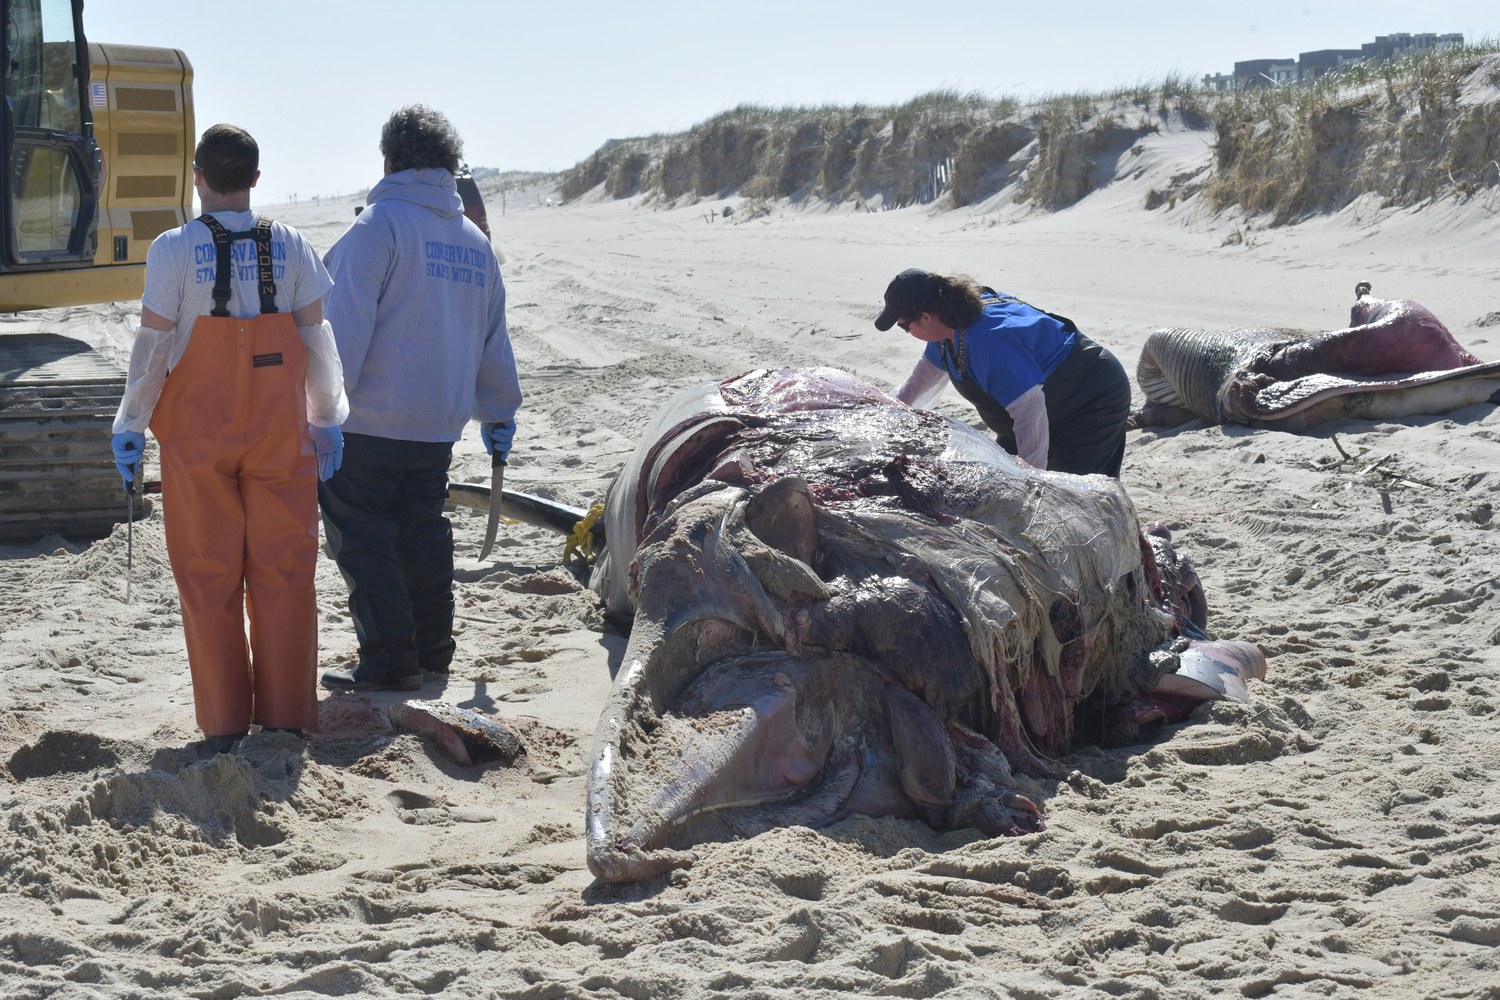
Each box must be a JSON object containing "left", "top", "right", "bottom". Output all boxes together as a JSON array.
[
  {"left": 893, "top": 356, "right": 948, "bottom": 409},
  {"left": 112, "top": 325, "right": 177, "bottom": 434},
  {"left": 1006, "top": 384, "right": 1050, "bottom": 469},
  {"left": 299, "top": 320, "right": 349, "bottom": 427}
]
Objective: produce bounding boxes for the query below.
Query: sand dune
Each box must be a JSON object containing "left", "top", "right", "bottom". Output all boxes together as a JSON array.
[
  {"left": 558, "top": 51, "right": 1500, "bottom": 222},
  {"left": 1, "top": 119, "right": 1498, "bottom": 998}
]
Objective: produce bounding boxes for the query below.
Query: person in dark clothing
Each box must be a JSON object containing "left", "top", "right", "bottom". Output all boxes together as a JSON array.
[
  {"left": 879, "top": 269, "right": 1130, "bottom": 477},
  {"left": 318, "top": 106, "right": 520, "bottom": 691}
]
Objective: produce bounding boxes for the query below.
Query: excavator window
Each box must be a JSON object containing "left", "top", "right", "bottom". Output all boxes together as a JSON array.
[
  {"left": 3, "top": 0, "right": 95, "bottom": 264},
  {"left": 8, "top": 0, "right": 80, "bottom": 133},
  {"left": 11, "top": 146, "right": 80, "bottom": 252}
]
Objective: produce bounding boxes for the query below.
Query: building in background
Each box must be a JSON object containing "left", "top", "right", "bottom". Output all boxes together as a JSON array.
[
  {"left": 1268, "top": 61, "right": 1299, "bottom": 84},
  {"left": 1297, "top": 48, "right": 1363, "bottom": 82},
  {"left": 1229, "top": 58, "right": 1295, "bottom": 90},
  {"left": 1361, "top": 32, "right": 1464, "bottom": 62},
  {"left": 1203, "top": 32, "right": 1464, "bottom": 90}
]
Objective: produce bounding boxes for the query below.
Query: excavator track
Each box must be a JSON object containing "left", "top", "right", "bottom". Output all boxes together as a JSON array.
[{"left": 0, "top": 334, "right": 141, "bottom": 543}]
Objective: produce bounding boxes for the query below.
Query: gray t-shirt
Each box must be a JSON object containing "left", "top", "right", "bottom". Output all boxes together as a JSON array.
[{"left": 141, "top": 210, "right": 333, "bottom": 369}]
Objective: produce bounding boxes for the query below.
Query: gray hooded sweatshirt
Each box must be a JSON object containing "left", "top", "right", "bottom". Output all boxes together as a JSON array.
[{"left": 323, "top": 168, "right": 519, "bottom": 442}]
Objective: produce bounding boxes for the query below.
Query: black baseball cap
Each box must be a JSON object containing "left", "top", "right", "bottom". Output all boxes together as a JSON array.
[{"left": 874, "top": 268, "right": 936, "bottom": 331}]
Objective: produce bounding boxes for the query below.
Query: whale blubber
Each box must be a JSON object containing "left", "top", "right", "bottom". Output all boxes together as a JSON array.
[{"left": 584, "top": 367, "right": 1268, "bottom": 882}]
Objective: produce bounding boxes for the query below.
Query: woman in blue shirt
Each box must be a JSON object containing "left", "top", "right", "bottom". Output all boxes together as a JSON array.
[{"left": 878, "top": 268, "right": 1130, "bottom": 477}]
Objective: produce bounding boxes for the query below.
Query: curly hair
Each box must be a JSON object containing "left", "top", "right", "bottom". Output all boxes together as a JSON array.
[
  {"left": 380, "top": 105, "right": 463, "bottom": 174},
  {"left": 919, "top": 274, "right": 985, "bottom": 331}
]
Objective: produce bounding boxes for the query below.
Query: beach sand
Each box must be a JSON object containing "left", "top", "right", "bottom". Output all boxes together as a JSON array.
[{"left": 2, "top": 121, "right": 1499, "bottom": 998}]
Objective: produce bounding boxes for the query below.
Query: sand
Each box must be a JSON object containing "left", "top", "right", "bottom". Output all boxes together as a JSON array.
[{"left": 2, "top": 118, "right": 1499, "bottom": 998}]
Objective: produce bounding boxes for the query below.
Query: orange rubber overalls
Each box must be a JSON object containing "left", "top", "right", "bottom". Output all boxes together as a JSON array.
[{"left": 150, "top": 215, "right": 320, "bottom": 735}]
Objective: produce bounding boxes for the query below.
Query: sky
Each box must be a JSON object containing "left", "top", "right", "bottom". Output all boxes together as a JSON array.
[{"left": 84, "top": 0, "right": 1500, "bottom": 206}]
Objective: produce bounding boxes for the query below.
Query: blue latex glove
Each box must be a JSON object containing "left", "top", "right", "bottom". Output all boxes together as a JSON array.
[
  {"left": 112, "top": 431, "right": 145, "bottom": 488},
  {"left": 481, "top": 420, "right": 515, "bottom": 461},
  {"left": 309, "top": 424, "right": 343, "bottom": 482}
]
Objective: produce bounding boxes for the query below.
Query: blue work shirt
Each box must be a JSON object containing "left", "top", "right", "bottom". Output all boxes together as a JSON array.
[{"left": 924, "top": 294, "right": 1075, "bottom": 408}]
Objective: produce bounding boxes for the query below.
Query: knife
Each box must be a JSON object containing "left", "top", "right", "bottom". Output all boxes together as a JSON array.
[
  {"left": 477, "top": 452, "right": 507, "bottom": 560},
  {"left": 124, "top": 459, "right": 137, "bottom": 603}
]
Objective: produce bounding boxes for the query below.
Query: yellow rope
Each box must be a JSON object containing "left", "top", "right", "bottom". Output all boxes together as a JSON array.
[{"left": 563, "top": 503, "right": 606, "bottom": 568}]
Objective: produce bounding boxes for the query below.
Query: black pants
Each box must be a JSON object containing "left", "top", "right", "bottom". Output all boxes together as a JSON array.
[
  {"left": 318, "top": 432, "right": 456, "bottom": 679},
  {"left": 954, "top": 333, "right": 1131, "bottom": 478}
]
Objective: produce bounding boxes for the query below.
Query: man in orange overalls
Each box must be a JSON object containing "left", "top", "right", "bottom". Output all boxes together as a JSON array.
[{"left": 110, "top": 124, "right": 349, "bottom": 754}]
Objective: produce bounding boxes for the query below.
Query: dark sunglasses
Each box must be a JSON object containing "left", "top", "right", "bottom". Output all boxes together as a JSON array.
[{"left": 896, "top": 315, "right": 918, "bottom": 332}]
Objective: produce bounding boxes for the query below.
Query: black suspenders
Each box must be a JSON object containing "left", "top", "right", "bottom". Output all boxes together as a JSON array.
[
  {"left": 196, "top": 214, "right": 279, "bottom": 317},
  {"left": 941, "top": 327, "right": 967, "bottom": 379}
]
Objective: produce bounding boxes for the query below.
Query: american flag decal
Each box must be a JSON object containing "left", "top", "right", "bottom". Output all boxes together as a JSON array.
[{"left": 91, "top": 82, "right": 106, "bottom": 107}]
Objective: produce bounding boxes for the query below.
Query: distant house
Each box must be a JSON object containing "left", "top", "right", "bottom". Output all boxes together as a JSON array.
[
  {"left": 1233, "top": 58, "right": 1296, "bottom": 89},
  {"left": 1361, "top": 32, "right": 1463, "bottom": 61},
  {"left": 1205, "top": 32, "right": 1463, "bottom": 91},
  {"left": 1298, "top": 48, "right": 1363, "bottom": 81},
  {"left": 1268, "top": 62, "right": 1298, "bottom": 84}
]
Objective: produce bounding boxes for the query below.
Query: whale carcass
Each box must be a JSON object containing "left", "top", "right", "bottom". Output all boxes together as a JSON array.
[
  {"left": 1133, "top": 287, "right": 1500, "bottom": 431},
  {"left": 586, "top": 367, "right": 1265, "bottom": 882}
]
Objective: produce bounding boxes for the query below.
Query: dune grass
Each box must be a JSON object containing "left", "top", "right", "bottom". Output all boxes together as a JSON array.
[
  {"left": 1203, "top": 38, "right": 1500, "bottom": 221},
  {"left": 598, "top": 91, "right": 1020, "bottom": 151},
  {"left": 559, "top": 42, "right": 1500, "bottom": 219}
]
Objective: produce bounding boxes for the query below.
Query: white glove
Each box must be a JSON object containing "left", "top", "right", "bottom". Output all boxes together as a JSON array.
[
  {"left": 1006, "top": 384, "right": 1050, "bottom": 470},
  {"left": 893, "top": 356, "right": 948, "bottom": 409},
  {"left": 299, "top": 320, "right": 349, "bottom": 427},
  {"left": 113, "top": 325, "right": 177, "bottom": 434}
]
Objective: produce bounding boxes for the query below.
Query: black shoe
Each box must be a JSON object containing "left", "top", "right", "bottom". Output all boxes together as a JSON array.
[
  {"left": 202, "top": 731, "right": 247, "bottom": 755},
  {"left": 320, "top": 666, "right": 421, "bottom": 692}
]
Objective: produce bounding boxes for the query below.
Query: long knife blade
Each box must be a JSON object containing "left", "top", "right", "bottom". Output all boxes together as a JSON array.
[
  {"left": 477, "top": 454, "right": 507, "bottom": 560},
  {"left": 445, "top": 481, "right": 590, "bottom": 537}
]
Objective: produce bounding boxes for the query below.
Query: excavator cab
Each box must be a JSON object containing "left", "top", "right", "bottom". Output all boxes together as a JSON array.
[
  {"left": 0, "top": 0, "right": 193, "bottom": 541},
  {"left": 1, "top": 0, "right": 192, "bottom": 310}
]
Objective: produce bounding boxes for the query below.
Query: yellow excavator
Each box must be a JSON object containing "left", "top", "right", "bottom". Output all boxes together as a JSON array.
[{"left": 0, "top": 0, "right": 192, "bottom": 541}]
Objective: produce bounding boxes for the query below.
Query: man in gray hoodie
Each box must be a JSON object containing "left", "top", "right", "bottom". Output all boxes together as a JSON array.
[{"left": 319, "top": 105, "right": 520, "bottom": 691}]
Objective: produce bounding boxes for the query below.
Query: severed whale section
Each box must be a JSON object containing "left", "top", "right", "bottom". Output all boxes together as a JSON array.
[
  {"left": 1133, "top": 286, "right": 1500, "bottom": 431},
  {"left": 583, "top": 367, "right": 1265, "bottom": 883}
]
